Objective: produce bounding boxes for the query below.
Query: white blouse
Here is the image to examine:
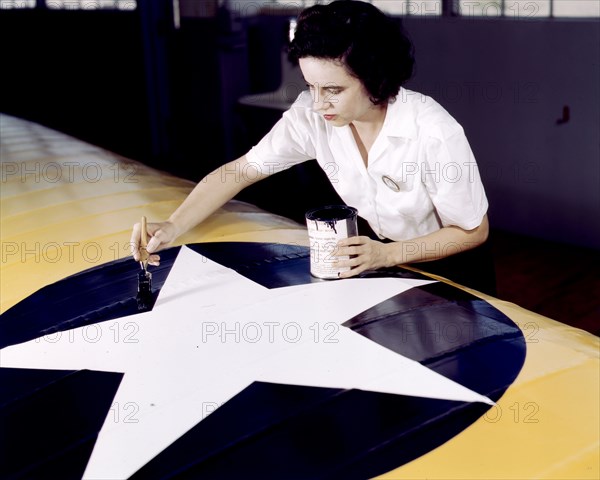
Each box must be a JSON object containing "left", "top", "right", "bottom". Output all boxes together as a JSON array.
[{"left": 246, "top": 87, "right": 488, "bottom": 241}]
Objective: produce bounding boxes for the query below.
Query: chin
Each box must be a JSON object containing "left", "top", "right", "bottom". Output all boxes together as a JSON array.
[{"left": 330, "top": 118, "right": 349, "bottom": 127}]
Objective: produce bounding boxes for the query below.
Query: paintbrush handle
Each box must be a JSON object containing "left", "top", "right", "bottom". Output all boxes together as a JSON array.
[{"left": 139, "top": 216, "right": 149, "bottom": 264}]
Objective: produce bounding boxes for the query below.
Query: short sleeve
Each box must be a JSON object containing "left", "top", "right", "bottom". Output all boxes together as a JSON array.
[
  {"left": 246, "top": 92, "right": 318, "bottom": 176},
  {"left": 423, "top": 126, "right": 488, "bottom": 230}
]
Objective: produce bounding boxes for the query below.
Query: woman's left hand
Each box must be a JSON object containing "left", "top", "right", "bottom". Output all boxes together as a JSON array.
[{"left": 334, "top": 236, "right": 394, "bottom": 278}]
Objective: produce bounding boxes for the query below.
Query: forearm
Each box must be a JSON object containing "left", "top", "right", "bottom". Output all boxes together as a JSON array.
[
  {"left": 386, "top": 214, "right": 490, "bottom": 265},
  {"left": 133, "top": 155, "right": 267, "bottom": 262},
  {"left": 335, "top": 214, "right": 489, "bottom": 278},
  {"left": 168, "top": 155, "right": 263, "bottom": 237}
]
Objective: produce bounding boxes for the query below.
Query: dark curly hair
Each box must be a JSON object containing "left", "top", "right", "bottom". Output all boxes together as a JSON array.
[{"left": 288, "top": 0, "right": 415, "bottom": 105}]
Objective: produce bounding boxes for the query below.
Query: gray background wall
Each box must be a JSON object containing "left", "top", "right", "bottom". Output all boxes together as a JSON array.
[{"left": 401, "top": 18, "right": 600, "bottom": 248}]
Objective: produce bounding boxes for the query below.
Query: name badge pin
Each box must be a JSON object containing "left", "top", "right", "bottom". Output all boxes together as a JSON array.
[{"left": 382, "top": 175, "right": 401, "bottom": 192}]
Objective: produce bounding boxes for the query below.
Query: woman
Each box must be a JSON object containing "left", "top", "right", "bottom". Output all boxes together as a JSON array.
[{"left": 132, "top": 0, "right": 495, "bottom": 293}]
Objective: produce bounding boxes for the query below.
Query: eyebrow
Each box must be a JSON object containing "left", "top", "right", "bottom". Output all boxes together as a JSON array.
[{"left": 304, "top": 82, "right": 345, "bottom": 91}]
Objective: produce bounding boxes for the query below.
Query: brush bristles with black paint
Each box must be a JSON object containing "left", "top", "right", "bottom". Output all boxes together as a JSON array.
[
  {"left": 137, "top": 216, "right": 153, "bottom": 311},
  {"left": 137, "top": 269, "right": 153, "bottom": 311}
]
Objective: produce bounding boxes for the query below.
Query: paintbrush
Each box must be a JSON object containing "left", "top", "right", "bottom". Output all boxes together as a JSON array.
[{"left": 137, "top": 216, "right": 153, "bottom": 311}]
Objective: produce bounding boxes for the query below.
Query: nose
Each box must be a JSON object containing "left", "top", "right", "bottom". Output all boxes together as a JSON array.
[{"left": 312, "top": 89, "right": 331, "bottom": 112}]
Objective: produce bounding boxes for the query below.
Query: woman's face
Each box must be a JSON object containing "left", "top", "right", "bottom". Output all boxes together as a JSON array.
[{"left": 299, "top": 57, "right": 383, "bottom": 127}]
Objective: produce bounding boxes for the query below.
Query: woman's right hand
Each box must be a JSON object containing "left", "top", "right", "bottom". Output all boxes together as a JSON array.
[{"left": 130, "top": 220, "right": 179, "bottom": 266}]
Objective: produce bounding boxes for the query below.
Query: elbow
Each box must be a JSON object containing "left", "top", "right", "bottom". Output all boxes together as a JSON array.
[{"left": 472, "top": 214, "right": 489, "bottom": 246}]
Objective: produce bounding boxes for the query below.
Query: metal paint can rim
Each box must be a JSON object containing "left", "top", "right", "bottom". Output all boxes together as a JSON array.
[{"left": 305, "top": 205, "right": 358, "bottom": 222}]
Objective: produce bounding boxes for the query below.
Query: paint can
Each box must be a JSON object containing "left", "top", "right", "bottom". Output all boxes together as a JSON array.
[{"left": 305, "top": 205, "right": 358, "bottom": 279}]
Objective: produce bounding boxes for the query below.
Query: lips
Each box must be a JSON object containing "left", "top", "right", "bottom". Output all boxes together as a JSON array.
[{"left": 323, "top": 114, "right": 337, "bottom": 121}]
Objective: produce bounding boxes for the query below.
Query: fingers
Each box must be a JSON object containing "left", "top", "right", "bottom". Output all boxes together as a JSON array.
[
  {"left": 147, "top": 254, "right": 161, "bottom": 267},
  {"left": 333, "top": 236, "right": 388, "bottom": 278},
  {"left": 146, "top": 224, "right": 174, "bottom": 253},
  {"left": 335, "top": 236, "right": 371, "bottom": 257},
  {"left": 332, "top": 240, "right": 365, "bottom": 279},
  {"left": 131, "top": 220, "right": 174, "bottom": 265},
  {"left": 336, "top": 235, "right": 369, "bottom": 248},
  {"left": 146, "top": 234, "right": 162, "bottom": 254},
  {"left": 338, "top": 267, "right": 362, "bottom": 279},
  {"left": 335, "top": 245, "right": 360, "bottom": 258},
  {"left": 337, "top": 259, "right": 369, "bottom": 278}
]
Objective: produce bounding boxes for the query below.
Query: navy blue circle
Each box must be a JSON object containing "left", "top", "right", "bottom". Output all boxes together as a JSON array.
[{"left": 0, "top": 243, "right": 525, "bottom": 479}]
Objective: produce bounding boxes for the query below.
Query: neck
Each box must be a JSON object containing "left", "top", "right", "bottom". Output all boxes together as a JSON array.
[
  {"left": 349, "top": 103, "right": 388, "bottom": 167},
  {"left": 352, "top": 103, "right": 387, "bottom": 135}
]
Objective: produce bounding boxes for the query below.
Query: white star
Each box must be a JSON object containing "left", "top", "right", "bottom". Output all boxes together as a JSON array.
[{"left": 1, "top": 246, "right": 493, "bottom": 479}]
